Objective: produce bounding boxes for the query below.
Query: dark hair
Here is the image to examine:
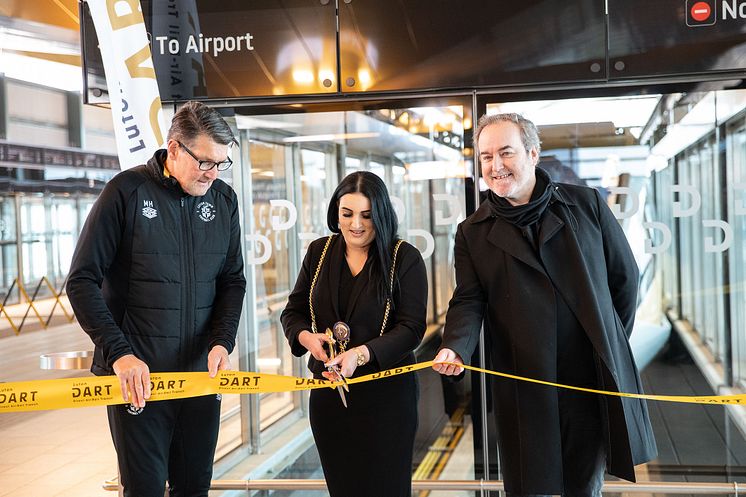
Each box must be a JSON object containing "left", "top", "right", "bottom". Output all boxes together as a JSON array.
[
  {"left": 167, "top": 101, "right": 237, "bottom": 146},
  {"left": 473, "top": 112, "right": 541, "bottom": 157},
  {"left": 326, "top": 171, "right": 399, "bottom": 303}
]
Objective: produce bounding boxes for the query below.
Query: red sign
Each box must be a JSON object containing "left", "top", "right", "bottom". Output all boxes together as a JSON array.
[
  {"left": 686, "top": 0, "right": 717, "bottom": 26},
  {"left": 690, "top": 1, "right": 712, "bottom": 21}
]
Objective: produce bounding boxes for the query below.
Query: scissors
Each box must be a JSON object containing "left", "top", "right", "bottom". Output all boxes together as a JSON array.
[{"left": 325, "top": 328, "right": 350, "bottom": 408}]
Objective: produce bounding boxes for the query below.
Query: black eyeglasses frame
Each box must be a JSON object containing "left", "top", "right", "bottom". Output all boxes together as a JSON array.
[{"left": 177, "top": 140, "right": 233, "bottom": 171}]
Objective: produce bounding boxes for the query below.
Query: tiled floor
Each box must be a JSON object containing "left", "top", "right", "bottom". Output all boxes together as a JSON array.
[
  {"left": 5, "top": 300, "right": 746, "bottom": 496},
  {"left": 0, "top": 315, "right": 477, "bottom": 497},
  {"left": 428, "top": 420, "right": 474, "bottom": 497},
  {"left": 0, "top": 306, "right": 318, "bottom": 497},
  {"left": 0, "top": 313, "right": 117, "bottom": 497},
  {"left": 0, "top": 406, "right": 117, "bottom": 497}
]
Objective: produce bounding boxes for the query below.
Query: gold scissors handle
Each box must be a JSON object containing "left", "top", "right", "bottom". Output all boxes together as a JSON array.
[{"left": 325, "top": 328, "right": 348, "bottom": 407}]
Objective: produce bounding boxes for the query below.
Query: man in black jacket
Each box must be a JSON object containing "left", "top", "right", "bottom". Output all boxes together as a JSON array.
[
  {"left": 67, "top": 101, "right": 246, "bottom": 497},
  {"left": 433, "top": 113, "right": 656, "bottom": 496}
]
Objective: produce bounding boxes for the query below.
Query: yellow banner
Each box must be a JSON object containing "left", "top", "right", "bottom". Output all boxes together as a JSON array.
[{"left": 2, "top": 361, "right": 744, "bottom": 413}]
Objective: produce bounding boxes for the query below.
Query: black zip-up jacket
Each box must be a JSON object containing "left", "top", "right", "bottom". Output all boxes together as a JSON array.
[{"left": 67, "top": 150, "right": 246, "bottom": 376}]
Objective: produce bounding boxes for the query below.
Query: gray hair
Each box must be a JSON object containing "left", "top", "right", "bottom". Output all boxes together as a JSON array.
[
  {"left": 473, "top": 113, "right": 541, "bottom": 157},
  {"left": 167, "top": 101, "right": 237, "bottom": 146}
]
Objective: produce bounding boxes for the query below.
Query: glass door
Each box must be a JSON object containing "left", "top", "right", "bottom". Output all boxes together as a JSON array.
[
  {"left": 219, "top": 97, "right": 476, "bottom": 485},
  {"left": 0, "top": 195, "right": 18, "bottom": 298},
  {"left": 20, "top": 195, "right": 48, "bottom": 288},
  {"left": 477, "top": 89, "right": 746, "bottom": 491},
  {"left": 727, "top": 122, "right": 746, "bottom": 390}
]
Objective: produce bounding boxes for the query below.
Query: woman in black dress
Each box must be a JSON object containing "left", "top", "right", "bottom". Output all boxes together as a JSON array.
[{"left": 281, "top": 171, "right": 428, "bottom": 497}]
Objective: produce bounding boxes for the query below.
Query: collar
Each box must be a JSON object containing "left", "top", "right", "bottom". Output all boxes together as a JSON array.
[{"left": 146, "top": 149, "right": 185, "bottom": 195}]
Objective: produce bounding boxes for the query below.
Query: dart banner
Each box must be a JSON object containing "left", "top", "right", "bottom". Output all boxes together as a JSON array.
[
  {"left": 87, "top": 0, "right": 167, "bottom": 169},
  {"left": 3, "top": 361, "right": 746, "bottom": 413}
]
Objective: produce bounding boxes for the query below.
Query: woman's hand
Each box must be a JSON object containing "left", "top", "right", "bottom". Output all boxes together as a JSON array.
[
  {"left": 323, "top": 346, "right": 366, "bottom": 379},
  {"left": 297, "top": 330, "right": 331, "bottom": 362}
]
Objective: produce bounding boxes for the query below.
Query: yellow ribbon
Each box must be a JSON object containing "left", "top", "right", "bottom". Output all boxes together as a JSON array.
[
  {"left": 454, "top": 362, "right": 746, "bottom": 406},
  {"left": 1, "top": 361, "right": 743, "bottom": 413}
]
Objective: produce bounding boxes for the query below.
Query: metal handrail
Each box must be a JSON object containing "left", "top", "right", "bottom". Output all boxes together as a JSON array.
[{"left": 102, "top": 479, "right": 742, "bottom": 493}]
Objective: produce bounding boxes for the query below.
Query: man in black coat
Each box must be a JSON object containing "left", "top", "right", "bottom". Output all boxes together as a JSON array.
[
  {"left": 433, "top": 113, "right": 656, "bottom": 496},
  {"left": 67, "top": 101, "right": 246, "bottom": 497}
]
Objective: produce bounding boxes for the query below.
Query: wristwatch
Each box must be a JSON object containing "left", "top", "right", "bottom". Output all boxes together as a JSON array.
[{"left": 355, "top": 347, "right": 367, "bottom": 367}]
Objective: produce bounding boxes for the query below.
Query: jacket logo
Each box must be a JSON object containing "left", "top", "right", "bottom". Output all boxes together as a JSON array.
[
  {"left": 142, "top": 200, "right": 158, "bottom": 219},
  {"left": 197, "top": 202, "right": 216, "bottom": 222},
  {"left": 126, "top": 404, "right": 144, "bottom": 416}
]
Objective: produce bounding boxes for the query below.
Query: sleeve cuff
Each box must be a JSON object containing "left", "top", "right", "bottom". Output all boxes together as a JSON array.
[
  {"left": 209, "top": 338, "right": 235, "bottom": 354},
  {"left": 286, "top": 326, "right": 311, "bottom": 357},
  {"left": 366, "top": 346, "right": 378, "bottom": 368},
  {"left": 107, "top": 346, "right": 134, "bottom": 369}
]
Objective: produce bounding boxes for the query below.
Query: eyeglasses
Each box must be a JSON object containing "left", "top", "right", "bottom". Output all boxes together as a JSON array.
[{"left": 177, "top": 140, "right": 233, "bottom": 171}]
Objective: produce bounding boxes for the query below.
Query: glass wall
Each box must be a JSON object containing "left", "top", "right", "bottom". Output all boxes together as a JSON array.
[
  {"left": 726, "top": 120, "right": 746, "bottom": 390},
  {"left": 658, "top": 99, "right": 746, "bottom": 381},
  {"left": 482, "top": 90, "right": 746, "bottom": 490},
  {"left": 216, "top": 101, "right": 473, "bottom": 483},
  {"left": 215, "top": 90, "right": 746, "bottom": 489},
  {"left": 0, "top": 196, "right": 18, "bottom": 292},
  {"left": 0, "top": 192, "right": 101, "bottom": 305},
  {"left": 10, "top": 82, "right": 746, "bottom": 492}
]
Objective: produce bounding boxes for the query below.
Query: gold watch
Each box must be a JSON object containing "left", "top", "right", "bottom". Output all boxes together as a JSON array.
[{"left": 355, "top": 347, "right": 366, "bottom": 367}]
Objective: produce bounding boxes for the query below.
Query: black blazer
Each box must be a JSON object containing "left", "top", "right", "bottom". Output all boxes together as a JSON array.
[{"left": 281, "top": 235, "right": 428, "bottom": 377}]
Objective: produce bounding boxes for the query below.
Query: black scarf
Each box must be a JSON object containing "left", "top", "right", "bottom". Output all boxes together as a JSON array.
[{"left": 487, "top": 167, "right": 554, "bottom": 228}]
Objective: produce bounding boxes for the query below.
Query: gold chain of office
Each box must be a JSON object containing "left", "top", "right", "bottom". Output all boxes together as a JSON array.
[{"left": 309, "top": 234, "right": 403, "bottom": 338}]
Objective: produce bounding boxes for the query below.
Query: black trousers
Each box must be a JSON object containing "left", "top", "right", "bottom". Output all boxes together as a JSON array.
[
  {"left": 107, "top": 394, "right": 221, "bottom": 497},
  {"left": 507, "top": 389, "right": 607, "bottom": 497}
]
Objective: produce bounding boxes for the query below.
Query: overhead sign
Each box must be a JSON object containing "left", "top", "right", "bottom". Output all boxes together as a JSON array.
[
  {"left": 141, "top": 0, "right": 337, "bottom": 101},
  {"left": 86, "top": 0, "right": 167, "bottom": 169},
  {"left": 686, "top": 0, "right": 746, "bottom": 25},
  {"left": 80, "top": 0, "right": 746, "bottom": 102},
  {"left": 154, "top": 32, "right": 255, "bottom": 57},
  {"left": 609, "top": 0, "right": 746, "bottom": 78},
  {"left": 687, "top": 0, "right": 717, "bottom": 25},
  {"left": 0, "top": 141, "right": 120, "bottom": 170}
]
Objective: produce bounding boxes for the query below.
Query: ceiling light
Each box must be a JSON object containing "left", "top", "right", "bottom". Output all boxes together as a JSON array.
[
  {"left": 282, "top": 132, "right": 380, "bottom": 143},
  {"left": 0, "top": 52, "right": 81, "bottom": 91}
]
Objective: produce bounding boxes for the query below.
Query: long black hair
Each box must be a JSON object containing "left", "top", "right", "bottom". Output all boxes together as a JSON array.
[{"left": 327, "top": 171, "right": 399, "bottom": 303}]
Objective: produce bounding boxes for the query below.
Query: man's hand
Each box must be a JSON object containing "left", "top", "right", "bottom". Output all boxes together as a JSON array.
[
  {"left": 432, "top": 348, "right": 465, "bottom": 376},
  {"left": 208, "top": 345, "right": 231, "bottom": 378},
  {"left": 297, "top": 330, "right": 331, "bottom": 362},
  {"left": 112, "top": 354, "right": 151, "bottom": 408}
]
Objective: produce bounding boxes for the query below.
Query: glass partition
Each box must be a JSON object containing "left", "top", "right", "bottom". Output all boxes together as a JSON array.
[
  {"left": 727, "top": 121, "right": 746, "bottom": 392},
  {"left": 483, "top": 89, "right": 746, "bottom": 490},
  {"left": 216, "top": 99, "right": 475, "bottom": 487},
  {"left": 48, "top": 196, "right": 77, "bottom": 291},
  {"left": 0, "top": 195, "right": 18, "bottom": 294}
]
